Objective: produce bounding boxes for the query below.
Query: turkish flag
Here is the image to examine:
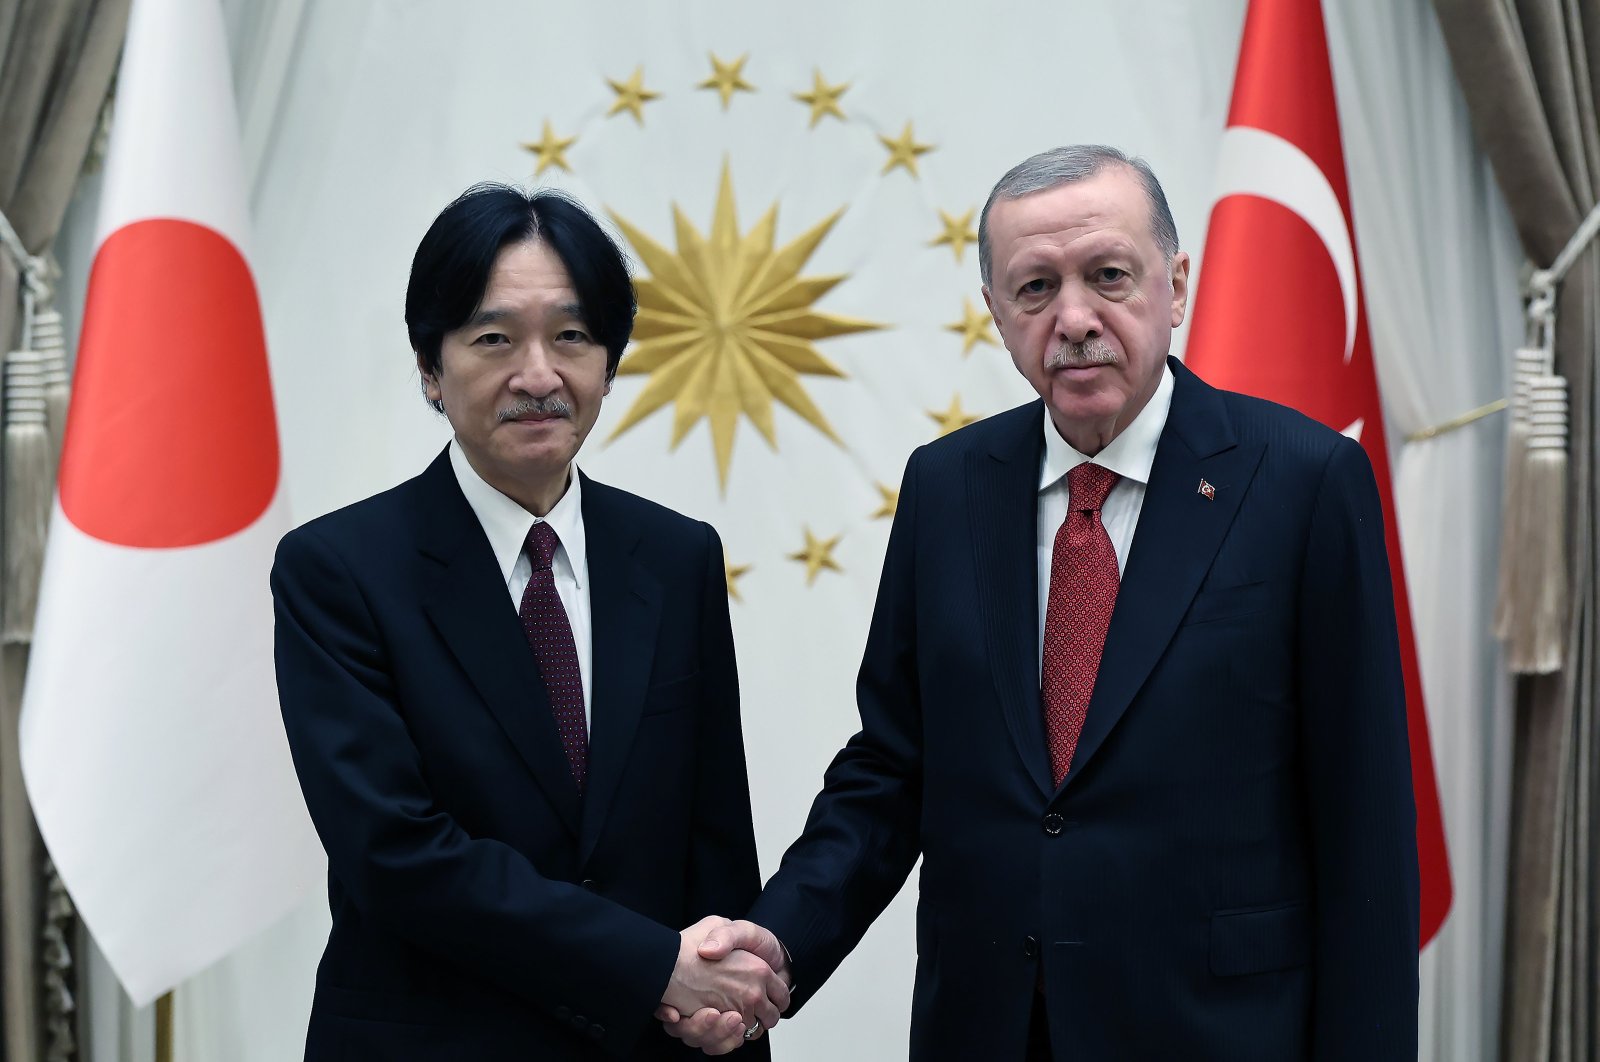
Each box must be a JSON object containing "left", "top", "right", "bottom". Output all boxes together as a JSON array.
[
  {"left": 19, "top": 0, "right": 323, "bottom": 1003},
  {"left": 1184, "top": 0, "right": 1452, "bottom": 945}
]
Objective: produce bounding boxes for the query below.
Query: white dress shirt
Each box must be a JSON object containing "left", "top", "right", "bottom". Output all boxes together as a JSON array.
[
  {"left": 449, "top": 440, "right": 594, "bottom": 731},
  {"left": 1036, "top": 364, "right": 1175, "bottom": 674}
]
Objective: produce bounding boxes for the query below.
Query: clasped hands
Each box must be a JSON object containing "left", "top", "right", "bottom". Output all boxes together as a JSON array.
[{"left": 657, "top": 915, "right": 790, "bottom": 1055}]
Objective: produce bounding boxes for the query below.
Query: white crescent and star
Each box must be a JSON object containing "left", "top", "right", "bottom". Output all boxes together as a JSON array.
[
  {"left": 1211, "top": 125, "right": 1365, "bottom": 440},
  {"left": 1211, "top": 125, "right": 1358, "bottom": 367}
]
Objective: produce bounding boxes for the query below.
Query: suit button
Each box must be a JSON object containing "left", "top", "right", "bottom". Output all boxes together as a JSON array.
[
  {"left": 1043, "top": 813, "right": 1065, "bottom": 836},
  {"left": 589, "top": 1024, "right": 606, "bottom": 1040},
  {"left": 580, "top": 878, "right": 599, "bottom": 891},
  {"left": 1024, "top": 935, "right": 1039, "bottom": 958},
  {"left": 571, "top": 1014, "right": 588, "bottom": 1030},
  {"left": 555, "top": 1005, "right": 571, "bottom": 1021}
]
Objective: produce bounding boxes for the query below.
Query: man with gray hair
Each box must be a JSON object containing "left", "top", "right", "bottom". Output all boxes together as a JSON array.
[{"left": 667, "top": 145, "right": 1419, "bottom": 1059}]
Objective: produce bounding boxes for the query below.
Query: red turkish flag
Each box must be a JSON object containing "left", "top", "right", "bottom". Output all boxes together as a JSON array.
[{"left": 1184, "top": 0, "right": 1452, "bottom": 945}]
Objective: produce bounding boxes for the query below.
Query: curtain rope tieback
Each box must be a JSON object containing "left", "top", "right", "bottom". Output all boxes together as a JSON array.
[
  {"left": 0, "top": 208, "right": 48, "bottom": 283},
  {"left": 0, "top": 205, "right": 54, "bottom": 352},
  {"left": 1405, "top": 398, "right": 1509, "bottom": 443},
  {"left": 1529, "top": 195, "right": 1600, "bottom": 299},
  {"left": 1492, "top": 199, "right": 1598, "bottom": 675}
]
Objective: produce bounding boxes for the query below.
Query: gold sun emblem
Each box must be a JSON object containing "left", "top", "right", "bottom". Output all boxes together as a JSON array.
[{"left": 607, "top": 161, "right": 884, "bottom": 488}]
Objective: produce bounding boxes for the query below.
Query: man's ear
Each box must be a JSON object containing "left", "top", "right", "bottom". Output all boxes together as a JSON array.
[
  {"left": 982, "top": 285, "right": 1006, "bottom": 339},
  {"left": 1168, "top": 251, "right": 1191, "bottom": 328},
  {"left": 417, "top": 353, "right": 442, "bottom": 406}
]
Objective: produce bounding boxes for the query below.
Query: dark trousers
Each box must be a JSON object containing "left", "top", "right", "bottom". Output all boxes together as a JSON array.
[{"left": 1026, "top": 992, "right": 1052, "bottom": 1061}]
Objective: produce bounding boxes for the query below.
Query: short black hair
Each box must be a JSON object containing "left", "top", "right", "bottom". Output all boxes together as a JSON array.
[{"left": 405, "top": 184, "right": 636, "bottom": 406}]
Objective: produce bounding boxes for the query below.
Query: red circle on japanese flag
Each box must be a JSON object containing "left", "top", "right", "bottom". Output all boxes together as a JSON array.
[{"left": 59, "top": 219, "right": 280, "bottom": 547}]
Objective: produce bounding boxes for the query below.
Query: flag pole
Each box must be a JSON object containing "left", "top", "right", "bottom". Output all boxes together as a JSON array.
[{"left": 155, "top": 992, "right": 173, "bottom": 1062}]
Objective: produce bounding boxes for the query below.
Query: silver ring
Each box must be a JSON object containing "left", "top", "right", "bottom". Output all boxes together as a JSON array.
[{"left": 744, "top": 1020, "right": 764, "bottom": 1041}]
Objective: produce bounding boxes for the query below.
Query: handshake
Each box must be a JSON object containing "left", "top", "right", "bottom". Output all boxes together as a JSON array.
[{"left": 657, "top": 916, "right": 791, "bottom": 1055}]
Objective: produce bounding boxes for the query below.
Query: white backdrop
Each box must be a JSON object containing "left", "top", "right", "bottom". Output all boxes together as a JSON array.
[
  {"left": 1322, "top": 4, "right": 1523, "bottom": 1057},
  {"left": 47, "top": 1, "right": 1522, "bottom": 1059}
]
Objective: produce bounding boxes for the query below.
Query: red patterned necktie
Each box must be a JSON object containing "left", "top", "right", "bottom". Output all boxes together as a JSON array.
[
  {"left": 1042, "top": 463, "right": 1121, "bottom": 787},
  {"left": 520, "top": 521, "right": 587, "bottom": 794}
]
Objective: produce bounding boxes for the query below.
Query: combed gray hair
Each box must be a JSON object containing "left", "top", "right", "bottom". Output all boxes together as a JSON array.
[{"left": 977, "top": 145, "right": 1180, "bottom": 287}]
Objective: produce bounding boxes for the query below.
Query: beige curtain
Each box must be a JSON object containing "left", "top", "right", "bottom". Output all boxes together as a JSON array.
[
  {"left": 1430, "top": 2, "right": 1599, "bottom": 1059},
  {"left": 0, "top": 2, "right": 129, "bottom": 1060}
]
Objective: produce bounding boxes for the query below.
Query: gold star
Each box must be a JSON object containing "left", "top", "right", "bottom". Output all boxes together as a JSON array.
[
  {"left": 871, "top": 483, "right": 899, "bottom": 519},
  {"left": 945, "top": 297, "right": 997, "bottom": 356},
  {"left": 929, "top": 208, "right": 978, "bottom": 262},
  {"left": 606, "top": 66, "right": 661, "bottom": 124},
  {"left": 788, "top": 527, "right": 843, "bottom": 585},
  {"left": 928, "top": 394, "right": 981, "bottom": 437},
  {"left": 724, "top": 557, "right": 751, "bottom": 602},
  {"left": 608, "top": 161, "right": 885, "bottom": 489},
  {"left": 699, "top": 53, "right": 755, "bottom": 110},
  {"left": 879, "top": 121, "right": 934, "bottom": 177},
  {"left": 521, "top": 120, "right": 575, "bottom": 175},
  {"left": 793, "top": 69, "right": 848, "bottom": 127}
]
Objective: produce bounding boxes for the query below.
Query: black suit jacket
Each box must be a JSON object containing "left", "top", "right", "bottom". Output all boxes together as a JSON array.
[
  {"left": 272, "top": 450, "right": 767, "bottom": 1061},
  {"left": 749, "top": 359, "right": 1419, "bottom": 1060}
]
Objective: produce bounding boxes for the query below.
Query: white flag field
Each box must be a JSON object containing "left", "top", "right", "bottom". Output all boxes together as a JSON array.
[{"left": 19, "top": 0, "right": 322, "bottom": 1006}]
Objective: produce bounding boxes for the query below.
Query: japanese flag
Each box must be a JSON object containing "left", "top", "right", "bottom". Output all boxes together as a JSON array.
[{"left": 20, "top": 0, "right": 323, "bottom": 1004}]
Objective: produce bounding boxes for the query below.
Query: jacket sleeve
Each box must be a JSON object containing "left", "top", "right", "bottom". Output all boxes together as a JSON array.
[
  {"left": 1296, "top": 437, "right": 1421, "bottom": 1060},
  {"left": 684, "top": 523, "right": 765, "bottom": 921},
  {"left": 271, "top": 524, "right": 678, "bottom": 1058},
  {"left": 747, "top": 447, "right": 927, "bottom": 1011}
]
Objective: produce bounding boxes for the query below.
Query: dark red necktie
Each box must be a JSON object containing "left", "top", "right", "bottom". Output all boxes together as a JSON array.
[
  {"left": 1042, "top": 463, "right": 1121, "bottom": 787},
  {"left": 520, "top": 521, "right": 587, "bottom": 794}
]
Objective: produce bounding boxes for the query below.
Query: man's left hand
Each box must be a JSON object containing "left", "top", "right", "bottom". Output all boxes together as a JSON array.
[{"left": 658, "top": 919, "right": 791, "bottom": 1053}]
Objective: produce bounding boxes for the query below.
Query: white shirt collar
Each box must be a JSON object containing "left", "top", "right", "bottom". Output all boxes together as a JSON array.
[
  {"left": 1038, "top": 362, "right": 1174, "bottom": 491},
  {"left": 448, "top": 439, "right": 587, "bottom": 588}
]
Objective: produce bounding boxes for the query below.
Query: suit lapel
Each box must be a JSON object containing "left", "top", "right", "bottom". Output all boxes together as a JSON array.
[
  {"left": 576, "top": 476, "right": 661, "bottom": 867},
  {"left": 1063, "top": 359, "right": 1263, "bottom": 790},
  {"left": 969, "top": 405, "right": 1054, "bottom": 799},
  {"left": 415, "top": 450, "right": 582, "bottom": 836}
]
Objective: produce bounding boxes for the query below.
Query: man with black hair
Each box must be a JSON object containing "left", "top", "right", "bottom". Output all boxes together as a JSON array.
[{"left": 272, "top": 184, "right": 785, "bottom": 1060}]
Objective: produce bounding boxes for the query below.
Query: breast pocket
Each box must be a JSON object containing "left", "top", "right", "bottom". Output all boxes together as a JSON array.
[
  {"left": 1181, "top": 579, "right": 1272, "bottom": 627},
  {"left": 641, "top": 670, "right": 699, "bottom": 717}
]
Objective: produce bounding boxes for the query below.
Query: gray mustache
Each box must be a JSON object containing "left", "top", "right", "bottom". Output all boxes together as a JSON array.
[
  {"left": 498, "top": 397, "right": 573, "bottom": 422},
  {"left": 1045, "top": 338, "right": 1119, "bottom": 370}
]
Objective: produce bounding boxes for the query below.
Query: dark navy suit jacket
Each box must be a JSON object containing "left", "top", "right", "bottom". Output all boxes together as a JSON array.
[
  {"left": 749, "top": 359, "right": 1419, "bottom": 1060},
  {"left": 272, "top": 451, "right": 766, "bottom": 1061}
]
